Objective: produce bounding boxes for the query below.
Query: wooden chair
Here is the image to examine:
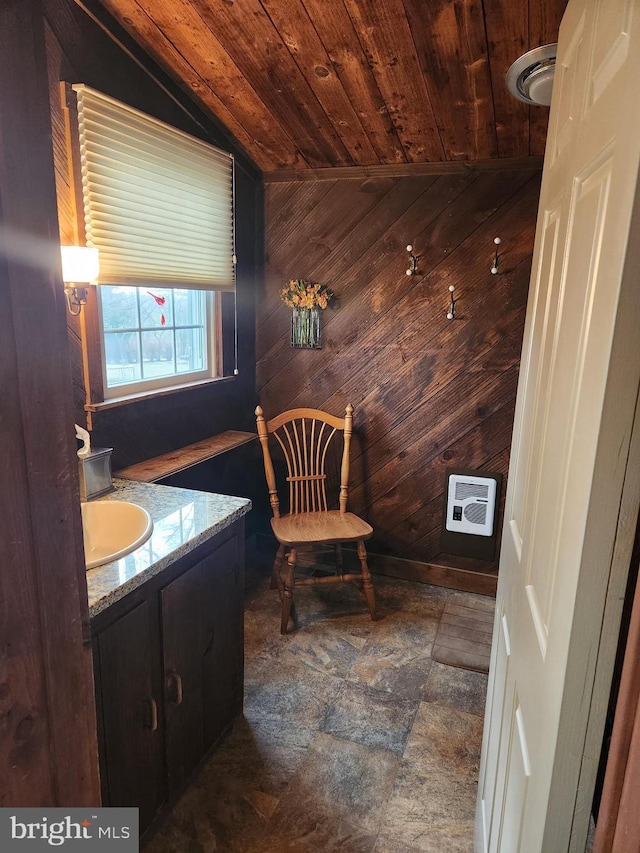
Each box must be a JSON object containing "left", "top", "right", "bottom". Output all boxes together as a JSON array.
[{"left": 255, "top": 404, "right": 377, "bottom": 634}]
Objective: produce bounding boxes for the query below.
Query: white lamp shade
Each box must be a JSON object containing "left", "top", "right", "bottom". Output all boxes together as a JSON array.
[{"left": 61, "top": 246, "right": 100, "bottom": 283}]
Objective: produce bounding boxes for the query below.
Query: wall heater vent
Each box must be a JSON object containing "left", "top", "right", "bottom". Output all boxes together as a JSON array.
[{"left": 445, "top": 473, "right": 497, "bottom": 537}]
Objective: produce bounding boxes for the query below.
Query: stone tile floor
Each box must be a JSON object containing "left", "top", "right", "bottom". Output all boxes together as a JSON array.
[{"left": 146, "top": 567, "right": 490, "bottom": 853}]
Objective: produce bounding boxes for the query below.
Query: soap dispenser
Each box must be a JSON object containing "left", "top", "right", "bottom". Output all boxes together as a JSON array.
[{"left": 75, "top": 424, "right": 114, "bottom": 500}]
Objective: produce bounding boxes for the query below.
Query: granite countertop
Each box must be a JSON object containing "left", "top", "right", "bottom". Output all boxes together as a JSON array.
[{"left": 86, "top": 479, "right": 251, "bottom": 618}]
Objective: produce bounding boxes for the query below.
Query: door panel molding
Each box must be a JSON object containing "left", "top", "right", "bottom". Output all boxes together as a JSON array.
[
  {"left": 479, "top": 607, "right": 512, "bottom": 853},
  {"left": 524, "top": 154, "right": 613, "bottom": 646},
  {"left": 510, "top": 201, "right": 563, "bottom": 548},
  {"left": 499, "top": 702, "right": 532, "bottom": 852},
  {"left": 551, "top": 11, "right": 586, "bottom": 163},
  {"left": 526, "top": 584, "right": 548, "bottom": 659},
  {"left": 589, "top": 0, "right": 633, "bottom": 107}
]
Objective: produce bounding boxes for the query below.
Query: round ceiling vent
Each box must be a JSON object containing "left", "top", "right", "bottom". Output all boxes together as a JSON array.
[{"left": 506, "top": 44, "right": 557, "bottom": 106}]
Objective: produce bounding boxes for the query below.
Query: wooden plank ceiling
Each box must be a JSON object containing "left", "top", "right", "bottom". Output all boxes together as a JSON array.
[{"left": 95, "top": 0, "right": 566, "bottom": 174}]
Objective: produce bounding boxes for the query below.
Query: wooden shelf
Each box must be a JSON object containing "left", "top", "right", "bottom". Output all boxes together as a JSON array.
[{"left": 115, "top": 431, "right": 257, "bottom": 483}]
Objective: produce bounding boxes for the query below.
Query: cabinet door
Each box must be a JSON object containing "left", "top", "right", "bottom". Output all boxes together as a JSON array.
[
  {"left": 161, "top": 562, "right": 205, "bottom": 797},
  {"left": 161, "top": 533, "right": 244, "bottom": 794},
  {"left": 96, "top": 600, "right": 165, "bottom": 833},
  {"left": 201, "top": 535, "right": 244, "bottom": 750}
]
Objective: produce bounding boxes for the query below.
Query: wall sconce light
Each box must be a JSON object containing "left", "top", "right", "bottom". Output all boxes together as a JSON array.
[
  {"left": 446, "top": 285, "right": 457, "bottom": 320},
  {"left": 60, "top": 246, "right": 99, "bottom": 315},
  {"left": 490, "top": 237, "right": 501, "bottom": 275},
  {"left": 406, "top": 244, "right": 420, "bottom": 276}
]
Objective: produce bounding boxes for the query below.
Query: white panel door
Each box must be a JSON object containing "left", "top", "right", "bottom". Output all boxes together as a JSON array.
[{"left": 475, "top": 0, "right": 640, "bottom": 850}]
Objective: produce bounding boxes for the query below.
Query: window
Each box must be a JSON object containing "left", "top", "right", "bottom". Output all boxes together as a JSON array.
[
  {"left": 70, "top": 84, "right": 235, "bottom": 401},
  {"left": 100, "top": 286, "right": 215, "bottom": 396}
]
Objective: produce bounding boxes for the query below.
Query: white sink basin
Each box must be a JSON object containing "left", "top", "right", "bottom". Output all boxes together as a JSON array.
[{"left": 82, "top": 500, "right": 153, "bottom": 569}]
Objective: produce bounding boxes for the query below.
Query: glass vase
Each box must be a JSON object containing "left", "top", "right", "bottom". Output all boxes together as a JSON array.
[{"left": 291, "top": 306, "right": 321, "bottom": 349}]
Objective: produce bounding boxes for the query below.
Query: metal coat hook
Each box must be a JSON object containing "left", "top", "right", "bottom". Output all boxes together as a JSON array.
[
  {"left": 405, "top": 244, "right": 420, "bottom": 276},
  {"left": 490, "top": 237, "right": 501, "bottom": 274},
  {"left": 446, "top": 285, "right": 457, "bottom": 320}
]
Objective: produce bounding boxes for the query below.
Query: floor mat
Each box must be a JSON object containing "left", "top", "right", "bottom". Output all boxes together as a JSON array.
[{"left": 432, "top": 592, "right": 495, "bottom": 673}]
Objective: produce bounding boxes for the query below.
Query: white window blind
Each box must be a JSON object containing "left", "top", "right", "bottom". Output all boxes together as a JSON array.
[{"left": 73, "top": 84, "right": 235, "bottom": 291}]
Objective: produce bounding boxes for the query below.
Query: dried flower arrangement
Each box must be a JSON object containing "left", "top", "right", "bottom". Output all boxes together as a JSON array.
[{"left": 279, "top": 279, "right": 334, "bottom": 310}]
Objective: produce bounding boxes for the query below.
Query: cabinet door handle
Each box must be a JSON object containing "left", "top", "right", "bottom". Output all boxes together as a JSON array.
[
  {"left": 144, "top": 697, "right": 158, "bottom": 732},
  {"left": 166, "top": 670, "right": 183, "bottom": 705}
]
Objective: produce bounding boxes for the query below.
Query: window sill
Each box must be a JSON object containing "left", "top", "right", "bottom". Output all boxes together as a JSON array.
[{"left": 85, "top": 375, "right": 236, "bottom": 413}]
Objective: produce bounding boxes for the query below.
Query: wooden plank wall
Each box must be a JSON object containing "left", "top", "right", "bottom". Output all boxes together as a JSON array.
[
  {"left": 43, "top": 0, "right": 262, "bottom": 471},
  {"left": 0, "top": 0, "right": 99, "bottom": 807},
  {"left": 257, "top": 168, "right": 541, "bottom": 582}
]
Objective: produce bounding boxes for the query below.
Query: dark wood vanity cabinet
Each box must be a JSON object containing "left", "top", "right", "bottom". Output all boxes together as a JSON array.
[
  {"left": 94, "top": 599, "right": 166, "bottom": 832},
  {"left": 161, "top": 535, "right": 243, "bottom": 797},
  {"left": 92, "top": 521, "right": 244, "bottom": 837}
]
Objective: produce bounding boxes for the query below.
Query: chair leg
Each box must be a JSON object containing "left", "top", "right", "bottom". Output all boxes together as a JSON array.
[
  {"left": 357, "top": 540, "right": 377, "bottom": 621},
  {"left": 271, "top": 543, "right": 285, "bottom": 591},
  {"left": 334, "top": 542, "right": 343, "bottom": 574},
  {"left": 281, "top": 547, "right": 297, "bottom": 635}
]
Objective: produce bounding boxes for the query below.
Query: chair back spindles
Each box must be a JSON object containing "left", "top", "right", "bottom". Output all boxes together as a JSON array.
[
  {"left": 273, "top": 418, "right": 338, "bottom": 514},
  {"left": 256, "top": 406, "right": 352, "bottom": 517}
]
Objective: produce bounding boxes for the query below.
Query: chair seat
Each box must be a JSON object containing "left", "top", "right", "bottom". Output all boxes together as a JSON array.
[{"left": 271, "top": 511, "right": 373, "bottom": 546}]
